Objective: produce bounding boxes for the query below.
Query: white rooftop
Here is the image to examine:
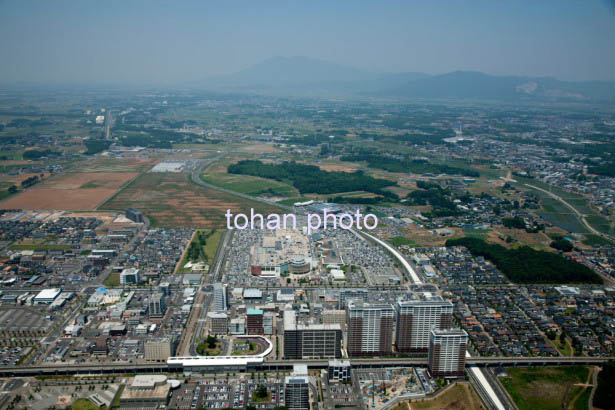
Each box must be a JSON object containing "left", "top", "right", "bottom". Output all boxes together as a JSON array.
[
  {"left": 34, "top": 288, "right": 62, "bottom": 300},
  {"left": 244, "top": 288, "right": 263, "bottom": 298},
  {"left": 131, "top": 374, "right": 168, "bottom": 388}
]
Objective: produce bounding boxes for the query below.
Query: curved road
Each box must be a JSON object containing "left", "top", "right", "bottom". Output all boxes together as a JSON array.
[
  {"left": 525, "top": 183, "right": 613, "bottom": 241},
  {"left": 190, "top": 155, "right": 293, "bottom": 213}
]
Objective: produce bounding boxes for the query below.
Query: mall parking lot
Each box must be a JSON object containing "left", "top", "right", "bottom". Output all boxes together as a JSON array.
[{"left": 169, "top": 381, "right": 232, "bottom": 410}]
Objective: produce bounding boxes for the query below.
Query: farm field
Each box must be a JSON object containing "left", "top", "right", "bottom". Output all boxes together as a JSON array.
[
  {"left": 583, "top": 234, "right": 613, "bottom": 247},
  {"left": 531, "top": 191, "right": 589, "bottom": 233},
  {"left": 200, "top": 172, "right": 299, "bottom": 197},
  {"left": 0, "top": 172, "right": 138, "bottom": 210},
  {"left": 0, "top": 172, "right": 50, "bottom": 186},
  {"left": 69, "top": 157, "right": 158, "bottom": 173},
  {"left": 489, "top": 226, "right": 553, "bottom": 250},
  {"left": 584, "top": 215, "right": 614, "bottom": 236},
  {"left": 235, "top": 143, "right": 281, "bottom": 153},
  {"left": 395, "top": 223, "right": 460, "bottom": 247},
  {"left": 516, "top": 177, "right": 613, "bottom": 235},
  {"left": 100, "top": 172, "right": 279, "bottom": 228},
  {"left": 388, "top": 236, "right": 419, "bottom": 247},
  {"left": 500, "top": 366, "right": 591, "bottom": 410}
]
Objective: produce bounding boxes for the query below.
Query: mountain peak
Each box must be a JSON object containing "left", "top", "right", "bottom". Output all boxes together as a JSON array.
[{"left": 198, "top": 57, "right": 615, "bottom": 102}]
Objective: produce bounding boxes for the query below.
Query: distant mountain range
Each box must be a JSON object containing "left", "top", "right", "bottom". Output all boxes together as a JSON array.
[{"left": 198, "top": 56, "right": 615, "bottom": 102}]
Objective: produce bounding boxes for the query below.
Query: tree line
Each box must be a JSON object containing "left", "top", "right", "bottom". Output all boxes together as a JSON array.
[
  {"left": 445, "top": 237, "right": 602, "bottom": 284},
  {"left": 22, "top": 149, "right": 60, "bottom": 160},
  {"left": 228, "top": 160, "right": 396, "bottom": 195}
]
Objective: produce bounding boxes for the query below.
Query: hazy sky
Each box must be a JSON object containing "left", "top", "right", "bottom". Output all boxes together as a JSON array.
[{"left": 1, "top": 0, "right": 615, "bottom": 85}]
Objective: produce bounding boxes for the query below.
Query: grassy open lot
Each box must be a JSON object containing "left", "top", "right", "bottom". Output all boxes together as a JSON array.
[
  {"left": 179, "top": 229, "right": 223, "bottom": 272},
  {"left": 489, "top": 227, "right": 552, "bottom": 250},
  {"left": 500, "top": 366, "right": 590, "bottom": 410},
  {"left": 70, "top": 398, "right": 104, "bottom": 410},
  {"left": 389, "top": 236, "right": 419, "bottom": 247},
  {"left": 204, "top": 229, "right": 222, "bottom": 260},
  {"left": 406, "top": 383, "right": 482, "bottom": 410},
  {"left": 550, "top": 335, "right": 573, "bottom": 357},
  {"left": 399, "top": 223, "right": 461, "bottom": 247},
  {"left": 103, "top": 272, "right": 120, "bottom": 287},
  {"left": 201, "top": 172, "right": 299, "bottom": 197}
]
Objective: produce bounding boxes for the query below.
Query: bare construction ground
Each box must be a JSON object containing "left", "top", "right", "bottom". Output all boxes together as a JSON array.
[{"left": 0, "top": 172, "right": 138, "bottom": 210}]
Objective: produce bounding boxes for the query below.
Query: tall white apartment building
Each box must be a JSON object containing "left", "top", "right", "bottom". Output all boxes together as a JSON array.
[
  {"left": 396, "top": 299, "right": 454, "bottom": 353},
  {"left": 346, "top": 301, "right": 394, "bottom": 357},
  {"left": 428, "top": 328, "right": 468, "bottom": 378}
]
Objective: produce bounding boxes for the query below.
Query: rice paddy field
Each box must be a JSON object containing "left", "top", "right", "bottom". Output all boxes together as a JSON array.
[{"left": 100, "top": 172, "right": 279, "bottom": 228}]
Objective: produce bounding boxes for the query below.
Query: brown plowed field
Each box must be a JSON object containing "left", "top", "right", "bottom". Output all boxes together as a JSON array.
[{"left": 0, "top": 172, "right": 137, "bottom": 210}]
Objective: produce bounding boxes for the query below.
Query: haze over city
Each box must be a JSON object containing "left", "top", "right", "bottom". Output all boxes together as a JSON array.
[
  {"left": 2, "top": 2, "right": 615, "bottom": 410},
  {"left": 1, "top": 0, "right": 615, "bottom": 85}
]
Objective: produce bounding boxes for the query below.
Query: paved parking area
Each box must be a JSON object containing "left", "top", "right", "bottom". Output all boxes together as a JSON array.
[
  {"left": 169, "top": 380, "right": 232, "bottom": 409},
  {"left": 0, "top": 307, "right": 50, "bottom": 333},
  {"left": 0, "top": 347, "right": 28, "bottom": 366},
  {"left": 168, "top": 380, "right": 287, "bottom": 410}
]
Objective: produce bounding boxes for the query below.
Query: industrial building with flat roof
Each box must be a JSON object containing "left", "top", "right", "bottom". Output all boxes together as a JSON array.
[
  {"left": 144, "top": 338, "right": 174, "bottom": 362},
  {"left": 34, "top": 288, "right": 62, "bottom": 304}
]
